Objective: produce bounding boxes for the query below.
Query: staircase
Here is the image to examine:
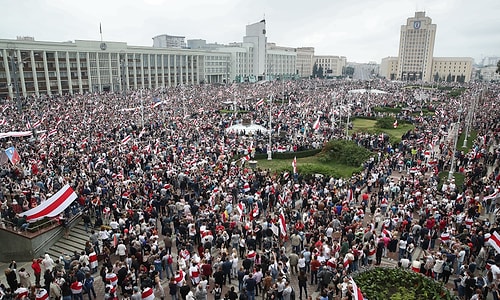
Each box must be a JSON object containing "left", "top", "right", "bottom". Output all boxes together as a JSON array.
[{"left": 45, "top": 221, "right": 89, "bottom": 259}]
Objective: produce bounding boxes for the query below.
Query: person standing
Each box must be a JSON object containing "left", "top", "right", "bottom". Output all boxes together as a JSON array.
[
  {"left": 83, "top": 272, "right": 97, "bottom": 300},
  {"left": 297, "top": 271, "right": 308, "bottom": 300},
  {"left": 31, "top": 258, "right": 42, "bottom": 286},
  {"left": 18, "top": 267, "right": 31, "bottom": 288}
]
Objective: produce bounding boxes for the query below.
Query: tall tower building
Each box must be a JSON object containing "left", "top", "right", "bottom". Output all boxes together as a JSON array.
[
  {"left": 243, "top": 19, "right": 267, "bottom": 80},
  {"left": 397, "top": 12, "right": 436, "bottom": 82}
]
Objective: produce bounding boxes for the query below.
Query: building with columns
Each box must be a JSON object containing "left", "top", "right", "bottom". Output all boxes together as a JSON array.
[{"left": 0, "top": 38, "right": 231, "bottom": 99}]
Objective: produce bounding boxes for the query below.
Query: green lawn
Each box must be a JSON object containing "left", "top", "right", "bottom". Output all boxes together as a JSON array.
[
  {"left": 253, "top": 155, "right": 362, "bottom": 178},
  {"left": 457, "top": 130, "right": 477, "bottom": 152},
  {"left": 352, "top": 118, "right": 414, "bottom": 142}
]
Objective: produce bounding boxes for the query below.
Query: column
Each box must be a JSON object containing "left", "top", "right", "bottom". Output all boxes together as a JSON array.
[
  {"left": 76, "top": 52, "right": 83, "bottom": 94},
  {"left": 42, "top": 51, "right": 51, "bottom": 95},
  {"left": 66, "top": 52, "right": 73, "bottom": 95},
  {"left": 140, "top": 54, "right": 145, "bottom": 89},
  {"left": 16, "top": 50, "right": 27, "bottom": 97},
  {"left": 54, "top": 51, "right": 62, "bottom": 94},
  {"left": 85, "top": 52, "right": 91, "bottom": 92},
  {"left": 173, "top": 55, "right": 177, "bottom": 86},
  {"left": 3, "top": 49, "right": 13, "bottom": 99},
  {"left": 96, "top": 52, "right": 102, "bottom": 92},
  {"left": 108, "top": 52, "right": 113, "bottom": 91},
  {"left": 133, "top": 53, "right": 138, "bottom": 89},
  {"left": 148, "top": 54, "right": 152, "bottom": 89},
  {"left": 167, "top": 54, "right": 171, "bottom": 87},
  {"left": 30, "top": 50, "right": 39, "bottom": 97}
]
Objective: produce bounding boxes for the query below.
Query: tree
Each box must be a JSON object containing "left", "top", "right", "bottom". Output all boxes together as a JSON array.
[{"left": 496, "top": 60, "right": 500, "bottom": 74}]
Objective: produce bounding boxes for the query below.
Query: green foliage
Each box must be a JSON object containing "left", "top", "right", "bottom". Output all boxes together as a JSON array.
[
  {"left": 373, "top": 106, "right": 402, "bottom": 114},
  {"left": 253, "top": 148, "right": 321, "bottom": 160},
  {"left": 319, "top": 140, "right": 372, "bottom": 167},
  {"left": 437, "top": 171, "right": 465, "bottom": 192},
  {"left": 375, "top": 117, "right": 396, "bottom": 129},
  {"left": 456, "top": 130, "right": 478, "bottom": 152},
  {"left": 354, "top": 268, "right": 453, "bottom": 300},
  {"left": 448, "top": 88, "right": 465, "bottom": 98}
]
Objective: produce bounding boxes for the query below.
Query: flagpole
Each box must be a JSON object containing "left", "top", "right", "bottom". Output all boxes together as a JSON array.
[{"left": 267, "top": 95, "right": 272, "bottom": 160}]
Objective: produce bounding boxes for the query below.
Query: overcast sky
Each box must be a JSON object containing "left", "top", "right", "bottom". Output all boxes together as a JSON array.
[{"left": 1, "top": 0, "right": 499, "bottom": 64}]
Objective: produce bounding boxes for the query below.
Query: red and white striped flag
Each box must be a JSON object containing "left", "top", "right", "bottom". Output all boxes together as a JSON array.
[
  {"left": 48, "top": 128, "right": 57, "bottom": 136},
  {"left": 243, "top": 182, "right": 250, "bottom": 192},
  {"left": 255, "top": 98, "right": 265, "bottom": 107},
  {"left": 18, "top": 184, "right": 77, "bottom": 222},
  {"left": 121, "top": 135, "right": 131, "bottom": 145},
  {"left": 0, "top": 118, "right": 6, "bottom": 126},
  {"left": 393, "top": 119, "right": 398, "bottom": 128},
  {"left": 349, "top": 277, "right": 364, "bottom": 300},
  {"left": 279, "top": 211, "right": 287, "bottom": 237},
  {"left": 292, "top": 156, "right": 297, "bottom": 174},
  {"left": 35, "top": 288, "right": 49, "bottom": 300},
  {"left": 313, "top": 116, "right": 320, "bottom": 131},
  {"left": 488, "top": 231, "right": 500, "bottom": 254},
  {"left": 237, "top": 202, "right": 244, "bottom": 215},
  {"left": 141, "top": 287, "right": 155, "bottom": 300},
  {"left": 242, "top": 155, "right": 250, "bottom": 161}
]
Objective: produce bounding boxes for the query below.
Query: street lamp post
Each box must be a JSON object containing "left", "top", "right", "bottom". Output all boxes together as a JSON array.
[
  {"left": 448, "top": 109, "right": 462, "bottom": 180},
  {"left": 267, "top": 95, "right": 272, "bottom": 160}
]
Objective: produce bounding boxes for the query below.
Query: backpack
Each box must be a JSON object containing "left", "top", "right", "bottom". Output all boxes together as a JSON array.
[{"left": 443, "top": 262, "right": 450, "bottom": 272}]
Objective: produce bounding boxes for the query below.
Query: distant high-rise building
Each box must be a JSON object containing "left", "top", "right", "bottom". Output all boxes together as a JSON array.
[
  {"left": 397, "top": 11, "right": 436, "bottom": 82},
  {"left": 152, "top": 34, "right": 186, "bottom": 48},
  {"left": 243, "top": 19, "right": 267, "bottom": 80}
]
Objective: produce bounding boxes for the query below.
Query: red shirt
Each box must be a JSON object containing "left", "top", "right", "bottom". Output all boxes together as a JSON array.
[
  {"left": 31, "top": 261, "right": 42, "bottom": 274},
  {"left": 310, "top": 259, "right": 321, "bottom": 272}
]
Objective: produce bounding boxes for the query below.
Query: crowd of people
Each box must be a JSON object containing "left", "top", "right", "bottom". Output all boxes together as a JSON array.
[{"left": 0, "top": 78, "right": 499, "bottom": 300}]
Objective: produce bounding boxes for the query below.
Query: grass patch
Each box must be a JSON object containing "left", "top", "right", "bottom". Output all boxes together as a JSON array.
[
  {"left": 351, "top": 118, "right": 415, "bottom": 143},
  {"left": 254, "top": 155, "right": 362, "bottom": 178},
  {"left": 457, "top": 130, "right": 477, "bottom": 152},
  {"left": 437, "top": 171, "right": 465, "bottom": 192}
]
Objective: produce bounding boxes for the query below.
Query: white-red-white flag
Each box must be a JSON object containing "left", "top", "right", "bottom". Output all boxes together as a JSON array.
[
  {"left": 393, "top": 119, "right": 398, "bottom": 128},
  {"left": 121, "top": 135, "right": 131, "bottom": 145},
  {"left": 255, "top": 98, "right": 265, "bottom": 107},
  {"left": 488, "top": 231, "right": 500, "bottom": 254},
  {"left": 313, "top": 116, "right": 320, "bottom": 131},
  {"left": 279, "top": 211, "right": 287, "bottom": 237},
  {"left": 141, "top": 287, "right": 155, "bottom": 300},
  {"left": 292, "top": 156, "right": 297, "bottom": 174},
  {"left": 349, "top": 277, "right": 364, "bottom": 300}
]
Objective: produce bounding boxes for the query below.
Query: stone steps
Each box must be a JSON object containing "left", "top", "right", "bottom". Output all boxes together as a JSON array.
[{"left": 45, "top": 222, "right": 89, "bottom": 259}]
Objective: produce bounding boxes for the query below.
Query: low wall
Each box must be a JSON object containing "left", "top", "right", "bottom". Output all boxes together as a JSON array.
[{"left": 0, "top": 215, "right": 81, "bottom": 262}]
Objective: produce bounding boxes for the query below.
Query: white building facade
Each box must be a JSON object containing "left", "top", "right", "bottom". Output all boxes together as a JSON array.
[
  {"left": 152, "top": 34, "right": 186, "bottom": 48},
  {"left": 0, "top": 39, "right": 228, "bottom": 99},
  {"left": 314, "top": 55, "right": 347, "bottom": 77},
  {"left": 296, "top": 47, "right": 315, "bottom": 78}
]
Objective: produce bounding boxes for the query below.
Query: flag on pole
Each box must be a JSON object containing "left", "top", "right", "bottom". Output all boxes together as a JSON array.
[
  {"left": 5, "top": 146, "right": 21, "bottom": 165},
  {"left": 100, "top": 22, "right": 102, "bottom": 34},
  {"left": 292, "top": 156, "right": 297, "bottom": 174},
  {"left": 313, "top": 116, "right": 320, "bottom": 131},
  {"left": 488, "top": 231, "right": 500, "bottom": 254},
  {"left": 271, "top": 223, "right": 279, "bottom": 236},
  {"left": 349, "top": 277, "right": 364, "bottom": 300},
  {"left": 393, "top": 119, "right": 398, "bottom": 128},
  {"left": 255, "top": 98, "right": 265, "bottom": 107}
]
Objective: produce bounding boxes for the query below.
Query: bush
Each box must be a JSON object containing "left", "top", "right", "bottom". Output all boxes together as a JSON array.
[
  {"left": 375, "top": 117, "right": 397, "bottom": 129},
  {"left": 319, "top": 140, "right": 372, "bottom": 167},
  {"left": 253, "top": 148, "right": 321, "bottom": 160},
  {"left": 354, "top": 268, "right": 453, "bottom": 300}
]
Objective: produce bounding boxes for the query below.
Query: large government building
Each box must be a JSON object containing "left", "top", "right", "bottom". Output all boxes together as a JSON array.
[
  {"left": 0, "top": 20, "right": 348, "bottom": 100},
  {"left": 380, "top": 12, "right": 473, "bottom": 82}
]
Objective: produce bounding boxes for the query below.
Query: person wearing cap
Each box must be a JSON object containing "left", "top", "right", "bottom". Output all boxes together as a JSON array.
[{"left": 131, "top": 286, "right": 141, "bottom": 300}]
